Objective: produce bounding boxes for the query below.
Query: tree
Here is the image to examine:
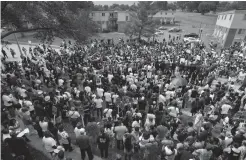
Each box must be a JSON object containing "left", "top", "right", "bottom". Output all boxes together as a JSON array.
[
  {"left": 167, "top": 3, "right": 177, "bottom": 11},
  {"left": 177, "top": 1, "right": 188, "bottom": 11},
  {"left": 186, "top": 1, "right": 201, "bottom": 12},
  {"left": 217, "top": 2, "right": 230, "bottom": 12},
  {"left": 124, "top": 2, "right": 156, "bottom": 40},
  {"left": 1, "top": 1, "right": 97, "bottom": 43},
  {"left": 103, "top": 5, "right": 109, "bottom": 10},
  {"left": 198, "top": 2, "right": 215, "bottom": 15}
]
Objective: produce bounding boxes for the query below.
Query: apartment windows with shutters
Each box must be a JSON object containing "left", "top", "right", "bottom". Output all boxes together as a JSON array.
[
  {"left": 229, "top": 14, "right": 232, "bottom": 20},
  {"left": 102, "top": 13, "right": 105, "bottom": 16},
  {"left": 238, "top": 29, "right": 246, "bottom": 34}
]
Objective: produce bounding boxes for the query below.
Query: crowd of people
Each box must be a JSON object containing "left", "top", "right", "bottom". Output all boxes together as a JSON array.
[{"left": 1, "top": 35, "right": 246, "bottom": 160}]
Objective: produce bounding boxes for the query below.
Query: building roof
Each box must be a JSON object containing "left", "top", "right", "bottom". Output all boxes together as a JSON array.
[
  {"left": 154, "top": 10, "right": 176, "bottom": 14},
  {"left": 217, "top": 9, "right": 246, "bottom": 15},
  {"left": 91, "top": 10, "right": 132, "bottom": 13}
]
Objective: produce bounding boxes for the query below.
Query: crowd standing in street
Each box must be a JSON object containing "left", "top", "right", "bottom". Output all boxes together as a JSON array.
[{"left": 1, "top": 36, "right": 246, "bottom": 160}]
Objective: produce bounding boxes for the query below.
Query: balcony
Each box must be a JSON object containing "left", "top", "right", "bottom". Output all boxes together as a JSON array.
[{"left": 109, "top": 14, "right": 118, "bottom": 21}]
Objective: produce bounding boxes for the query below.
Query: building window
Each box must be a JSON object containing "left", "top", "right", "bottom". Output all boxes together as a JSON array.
[
  {"left": 224, "top": 15, "right": 227, "bottom": 20},
  {"left": 161, "top": 12, "right": 162, "bottom": 15},
  {"left": 229, "top": 14, "right": 232, "bottom": 20},
  {"left": 218, "top": 15, "right": 220, "bottom": 19},
  {"left": 172, "top": 13, "right": 174, "bottom": 15},
  {"left": 165, "top": 13, "right": 167, "bottom": 15},
  {"left": 126, "top": 16, "right": 128, "bottom": 21},
  {"left": 244, "top": 14, "right": 246, "bottom": 20},
  {"left": 102, "top": 13, "right": 105, "bottom": 16},
  {"left": 110, "top": 13, "right": 113, "bottom": 16},
  {"left": 238, "top": 29, "right": 246, "bottom": 34}
]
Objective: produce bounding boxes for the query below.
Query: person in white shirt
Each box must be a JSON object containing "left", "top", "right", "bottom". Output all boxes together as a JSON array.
[
  {"left": 130, "top": 83, "right": 137, "bottom": 91},
  {"left": 66, "top": 107, "right": 80, "bottom": 128},
  {"left": 94, "top": 96, "right": 103, "bottom": 119},
  {"left": 58, "top": 125, "right": 73, "bottom": 152},
  {"left": 43, "top": 131, "right": 57, "bottom": 155},
  {"left": 58, "top": 79, "right": 64, "bottom": 87},
  {"left": 112, "top": 93, "right": 119, "bottom": 104},
  {"left": 97, "top": 87, "right": 104, "bottom": 98},
  {"left": 103, "top": 107, "right": 113, "bottom": 119},
  {"left": 108, "top": 73, "right": 114, "bottom": 83},
  {"left": 158, "top": 93, "right": 166, "bottom": 106},
  {"left": 104, "top": 91, "right": 112, "bottom": 104},
  {"left": 39, "top": 116, "right": 49, "bottom": 133},
  {"left": 74, "top": 123, "right": 85, "bottom": 138},
  {"left": 221, "top": 103, "right": 232, "bottom": 116},
  {"left": 144, "top": 114, "right": 156, "bottom": 131},
  {"left": 2, "top": 92, "right": 13, "bottom": 107},
  {"left": 84, "top": 85, "right": 91, "bottom": 95}
]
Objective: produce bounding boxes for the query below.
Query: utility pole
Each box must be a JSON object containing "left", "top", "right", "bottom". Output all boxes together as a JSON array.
[
  {"left": 199, "top": 22, "right": 202, "bottom": 39},
  {"left": 14, "top": 32, "right": 23, "bottom": 57}
]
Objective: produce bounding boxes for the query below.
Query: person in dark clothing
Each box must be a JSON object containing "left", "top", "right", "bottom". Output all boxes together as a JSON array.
[
  {"left": 97, "top": 128, "right": 110, "bottom": 158},
  {"left": 76, "top": 129, "right": 94, "bottom": 160},
  {"left": 48, "top": 122, "right": 59, "bottom": 144},
  {"left": 174, "top": 147, "right": 194, "bottom": 160},
  {"left": 5, "top": 132, "right": 32, "bottom": 160},
  {"left": 2, "top": 48, "right": 8, "bottom": 58}
]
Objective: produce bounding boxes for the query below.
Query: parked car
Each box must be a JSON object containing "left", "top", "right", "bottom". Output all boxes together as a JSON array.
[
  {"left": 158, "top": 26, "right": 168, "bottom": 30},
  {"left": 155, "top": 31, "right": 164, "bottom": 36},
  {"left": 184, "top": 37, "right": 201, "bottom": 43},
  {"left": 183, "top": 33, "right": 200, "bottom": 43},
  {"left": 168, "top": 27, "right": 181, "bottom": 32}
]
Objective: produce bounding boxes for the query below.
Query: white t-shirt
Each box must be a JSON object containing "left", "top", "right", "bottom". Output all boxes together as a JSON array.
[
  {"left": 112, "top": 94, "right": 119, "bottom": 103},
  {"left": 104, "top": 92, "right": 112, "bottom": 102},
  {"left": 58, "top": 131, "right": 69, "bottom": 144},
  {"left": 130, "top": 84, "right": 137, "bottom": 91},
  {"left": 23, "top": 100, "right": 34, "bottom": 112},
  {"left": 2, "top": 94, "right": 13, "bottom": 106},
  {"left": 221, "top": 104, "right": 232, "bottom": 115},
  {"left": 94, "top": 98, "right": 103, "bottom": 108},
  {"left": 67, "top": 111, "right": 80, "bottom": 119},
  {"left": 132, "top": 121, "right": 140, "bottom": 128},
  {"left": 103, "top": 108, "right": 113, "bottom": 118},
  {"left": 58, "top": 79, "right": 64, "bottom": 86},
  {"left": 97, "top": 88, "right": 104, "bottom": 97},
  {"left": 85, "top": 86, "right": 91, "bottom": 94},
  {"left": 159, "top": 94, "right": 166, "bottom": 105},
  {"left": 39, "top": 121, "right": 48, "bottom": 132},
  {"left": 122, "top": 86, "right": 128, "bottom": 93},
  {"left": 168, "top": 107, "right": 179, "bottom": 117},
  {"left": 108, "top": 74, "right": 114, "bottom": 83},
  {"left": 43, "top": 137, "right": 57, "bottom": 152},
  {"left": 74, "top": 128, "right": 85, "bottom": 138}
]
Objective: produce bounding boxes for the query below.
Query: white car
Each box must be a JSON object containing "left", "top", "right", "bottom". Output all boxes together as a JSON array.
[
  {"left": 184, "top": 37, "right": 201, "bottom": 43},
  {"left": 158, "top": 26, "right": 168, "bottom": 30},
  {"left": 155, "top": 31, "right": 164, "bottom": 36}
]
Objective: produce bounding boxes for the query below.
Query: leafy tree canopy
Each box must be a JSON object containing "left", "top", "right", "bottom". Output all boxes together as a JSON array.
[
  {"left": 124, "top": 2, "right": 157, "bottom": 40},
  {"left": 1, "top": 1, "right": 97, "bottom": 43}
]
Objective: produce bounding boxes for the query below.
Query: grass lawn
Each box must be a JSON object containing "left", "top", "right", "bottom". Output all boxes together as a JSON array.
[{"left": 2, "top": 11, "right": 219, "bottom": 48}]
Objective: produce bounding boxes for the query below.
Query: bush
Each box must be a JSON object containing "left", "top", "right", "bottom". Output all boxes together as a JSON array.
[{"left": 102, "top": 29, "right": 110, "bottom": 33}]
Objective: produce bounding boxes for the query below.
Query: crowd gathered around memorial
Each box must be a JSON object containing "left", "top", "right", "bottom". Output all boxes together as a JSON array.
[{"left": 1, "top": 35, "right": 246, "bottom": 160}]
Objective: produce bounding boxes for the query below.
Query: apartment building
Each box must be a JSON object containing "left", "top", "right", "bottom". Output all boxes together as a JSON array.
[
  {"left": 89, "top": 10, "right": 132, "bottom": 33},
  {"left": 213, "top": 10, "right": 246, "bottom": 47},
  {"left": 151, "top": 10, "right": 175, "bottom": 24}
]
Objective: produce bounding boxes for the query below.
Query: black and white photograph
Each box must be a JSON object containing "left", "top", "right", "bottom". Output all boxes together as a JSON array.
[{"left": 1, "top": 1, "right": 246, "bottom": 160}]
